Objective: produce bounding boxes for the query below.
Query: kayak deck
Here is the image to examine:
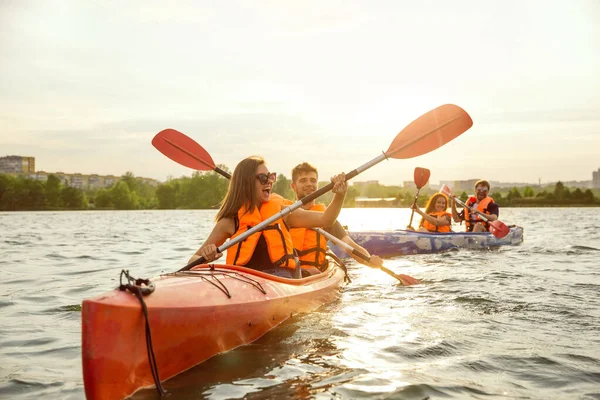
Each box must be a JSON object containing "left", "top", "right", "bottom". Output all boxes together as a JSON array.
[
  {"left": 329, "top": 226, "right": 524, "bottom": 257},
  {"left": 82, "top": 264, "right": 345, "bottom": 399}
]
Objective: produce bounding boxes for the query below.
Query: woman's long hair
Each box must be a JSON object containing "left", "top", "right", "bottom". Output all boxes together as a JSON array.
[
  {"left": 216, "top": 156, "right": 265, "bottom": 221},
  {"left": 418, "top": 193, "right": 449, "bottom": 228}
]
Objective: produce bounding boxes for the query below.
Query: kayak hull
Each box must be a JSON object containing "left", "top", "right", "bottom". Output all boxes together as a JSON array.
[
  {"left": 330, "top": 226, "right": 524, "bottom": 258},
  {"left": 81, "top": 264, "right": 344, "bottom": 399}
]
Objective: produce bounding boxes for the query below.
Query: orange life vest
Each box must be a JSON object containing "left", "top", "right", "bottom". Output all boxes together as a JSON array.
[
  {"left": 421, "top": 211, "right": 452, "bottom": 233},
  {"left": 464, "top": 196, "right": 495, "bottom": 231},
  {"left": 288, "top": 203, "right": 328, "bottom": 270},
  {"left": 226, "top": 194, "right": 296, "bottom": 269}
]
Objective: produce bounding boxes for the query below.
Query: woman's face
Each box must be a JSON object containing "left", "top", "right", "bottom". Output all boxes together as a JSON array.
[
  {"left": 255, "top": 164, "right": 276, "bottom": 203},
  {"left": 434, "top": 196, "right": 447, "bottom": 211}
]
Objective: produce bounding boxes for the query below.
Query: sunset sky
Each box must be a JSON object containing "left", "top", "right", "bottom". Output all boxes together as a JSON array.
[{"left": 1, "top": 1, "right": 599, "bottom": 186}]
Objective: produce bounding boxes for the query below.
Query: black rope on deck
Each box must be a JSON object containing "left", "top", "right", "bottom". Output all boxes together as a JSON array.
[
  {"left": 326, "top": 252, "right": 352, "bottom": 283},
  {"left": 118, "top": 270, "right": 166, "bottom": 397},
  {"left": 173, "top": 267, "right": 267, "bottom": 296}
]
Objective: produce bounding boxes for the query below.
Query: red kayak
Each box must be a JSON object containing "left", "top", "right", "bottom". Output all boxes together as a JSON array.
[{"left": 81, "top": 264, "right": 346, "bottom": 399}]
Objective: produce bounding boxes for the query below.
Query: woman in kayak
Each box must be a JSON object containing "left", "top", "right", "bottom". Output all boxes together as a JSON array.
[
  {"left": 189, "top": 156, "right": 347, "bottom": 278},
  {"left": 410, "top": 193, "right": 452, "bottom": 233}
]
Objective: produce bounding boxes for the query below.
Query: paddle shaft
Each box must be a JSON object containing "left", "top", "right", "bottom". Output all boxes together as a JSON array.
[
  {"left": 180, "top": 153, "right": 389, "bottom": 271},
  {"left": 451, "top": 194, "right": 493, "bottom": 222},
  {"left": 314, "top": 228, "right": 417, "bottom": 285},
  {"left": 407, "top": 188, "right": 422, "bottom": 228}
]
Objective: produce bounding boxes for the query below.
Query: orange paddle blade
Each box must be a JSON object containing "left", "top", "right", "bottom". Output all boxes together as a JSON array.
[
  {"left": 414, "top": 167, "right": 431, "bottom": 189},
  {"left": 386, "top": 104, "right": 472, "bottom": 159},
  {"left": 152, "top": 129, "right": 217, "bottom": 171}
]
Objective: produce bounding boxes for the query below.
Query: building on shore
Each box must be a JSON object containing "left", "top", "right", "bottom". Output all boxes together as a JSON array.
[
  {"left": 593, "top": 169, "right": 600, "bottom": 189},
  {"left": 0, "top": 155, "right": 35, "bottom": 174},
  {"left": 354, "top": 197, "right": 398, "bottom": 207},
  {"left": 1, "top": 155, "right": 159, "bottom": 188}
]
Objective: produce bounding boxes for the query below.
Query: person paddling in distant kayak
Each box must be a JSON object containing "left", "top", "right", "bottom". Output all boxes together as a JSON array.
[
  {"left": 451, "top": 179, "right": 499, "bottom": 232},
  {"left": 287, "top": 162, "right": 383, "bottom": 275},
  {"left": 189, "top": 156, "right": 348, "bottom": 279},
  {"left": 411, "top": 193, "right": 452, "bottom": 233}
]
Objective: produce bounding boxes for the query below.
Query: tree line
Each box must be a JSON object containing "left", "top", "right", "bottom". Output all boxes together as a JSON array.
[{"left": 0, "top": 170, "right": 598, "bottom": 211}]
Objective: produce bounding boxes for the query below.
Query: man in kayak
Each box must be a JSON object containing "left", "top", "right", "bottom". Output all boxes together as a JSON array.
[
  {"left": 451, "top": 179, "right": 499, "bottom": 232},
  {"left": 189, "top": 156, "right": 348, "bottom": 278},
  {"left": 287, "top": 162, "right": 383, "bottom": 274}
]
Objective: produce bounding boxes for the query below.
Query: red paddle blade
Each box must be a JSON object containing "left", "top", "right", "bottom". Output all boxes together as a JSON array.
[
  {"left": 386, "top": 104, "right": 473, "bottom": 159},
  {"left": 396, "top": 274, "right": 420, "bottom": 286},
  {"left": 152, "top": 129, "right": 217, "bottom": 171},
  {"left": 414, "top": 167, "right": 431, "bottom": 189},
  {"left": 439, "top": 184, "right": 452, "bottom": 196},
  {"left": 489, "top": 220, "right": 511, "bottom": 238}
]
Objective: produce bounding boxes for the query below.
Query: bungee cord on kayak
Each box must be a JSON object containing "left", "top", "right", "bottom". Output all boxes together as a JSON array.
[{"left": 117, "top": 270, "right": 165, "bottom": 397}]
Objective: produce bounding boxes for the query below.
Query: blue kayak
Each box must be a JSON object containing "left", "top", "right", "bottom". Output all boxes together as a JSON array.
[{"left": 329, "top": 226, "right": 524, "bottom": 258}]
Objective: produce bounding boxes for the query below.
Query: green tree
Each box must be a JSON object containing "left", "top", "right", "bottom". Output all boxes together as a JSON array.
[
  {"left": 273, "top": 174, "right": 294, "bottom": 201},
  {"left": 61, "top": 186, "right": 86, "bottom": 209},
  {"left": 110, "top": 181, "right": 138, "bottom": 209},
  {"left": 583, "top": 189, "right": 595, "bottom": 203},
  {"left": 554, "top": 181, "right": 566, "bottom": 200},
  {"left": 27, "top": 180, "right": 46, "bottom": 209},
  {"left": 571, "top": 188, "right": 584, "bottom": 202},
  {"left": 506, "top": 187, "right": 522, "bottom": 201},
  {"left": 94, "top": 188, "right": 113, "bottom": 208},
  {"left": 523, "top": 186, "right": 534, "bottom": 197},
  {"left": 45, "top": 175, "right": 62, "bottom": 208},
  {"left": 120, "top": 172, "right": 138, "bottom": 192},
  {"left": 0, "top": 174, "right": 17, "bottom": 210},
  {"left": 156, "top": 181, "right": 179, "bottom": 209}
]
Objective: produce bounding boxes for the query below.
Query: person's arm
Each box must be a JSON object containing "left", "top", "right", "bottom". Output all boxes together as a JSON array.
[
  {"left": 475, "top": 202, "right": 498, "bottom": 221},
  {"left": 325, "top": 221, "right": 383, "bottom": 267},
  {"left": 411, "top": 204, "right": 451, "bottom": 228},
  {"left": 188, "top": 217, "right": 235, "bottom": 264},
  {"left": 286, "top": 173, "right": 347, "bottom": 228},
  {"left": 451, "top": 198, "right": 462, "bottom": 223},
  {"left": 341, "top": 235, "right": 383, "bottom": 268}
]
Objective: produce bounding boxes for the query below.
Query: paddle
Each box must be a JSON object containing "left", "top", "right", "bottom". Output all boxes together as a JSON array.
[
  {"left": 152, "top": 137, "right": 421, "bottom": 284},
  {"left": 314, "top": 228, "right": 419, "bottom": 286},
  {"left": 154, "top": 104, "right": 473, "bottom": 271},
  {"left": 406, "top": 167, "right": 431, "bottom": 230},
  {"left": 439, "top": 184, "right": 510, "bottom": 238}
]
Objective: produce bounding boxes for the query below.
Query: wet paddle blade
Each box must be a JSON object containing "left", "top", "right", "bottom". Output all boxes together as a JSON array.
[
  {"left": 380, "top": 266, "right": 420, "bottom": 286},
  {"left": 152, "top": 129, "right": 217, "bottom": 171},
  {"left": 489, "top": 220, "right": 511, "bottom": 238},
  {"left": 385, "top": 104, "right": 472, "bottom": 159},
  {"left": 414, "top": 167, "right": 431, "bottom": 189},
  {"left": 395, "top": 273, "right": 421, "bottom": 286}
]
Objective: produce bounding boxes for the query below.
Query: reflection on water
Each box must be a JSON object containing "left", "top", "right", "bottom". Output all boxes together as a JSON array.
[{"left": 1, "top": 208, "right": 600, "bottom": 399}]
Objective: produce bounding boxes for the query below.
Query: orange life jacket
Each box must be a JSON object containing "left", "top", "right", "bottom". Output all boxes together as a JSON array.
[
  {"left": 464, "top": 196, "right": 495, "bottom": 231},
  {"left": 226, "top": 194, "right": 296, "bottom": 269},
  {"left": 421, "top": 211, "right": 452, "bottom": 233},
  {"left": 288, "top": 203, "right": 328, "bottom": 270}
]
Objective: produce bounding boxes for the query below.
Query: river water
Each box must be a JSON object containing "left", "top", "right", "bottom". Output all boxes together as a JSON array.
[{"left": 1, "top": 208, "right": 599, "bottom": 399}]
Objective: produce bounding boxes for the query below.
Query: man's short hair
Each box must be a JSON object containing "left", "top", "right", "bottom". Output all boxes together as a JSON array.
[
  {"left": 474, "top": 179, "right": 490, "bottom": 190},
  {"left": 291, "top": 162, "right": 318, "bottom": 183}
]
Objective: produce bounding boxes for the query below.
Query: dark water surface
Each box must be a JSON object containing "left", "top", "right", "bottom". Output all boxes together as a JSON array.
[{"left": 1, "top": 208, "right": 599, "bottom": 399}]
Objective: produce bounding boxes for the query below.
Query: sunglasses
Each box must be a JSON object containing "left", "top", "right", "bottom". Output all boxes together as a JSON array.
[
  {"left": 475, "top": 187, "right": 489, "bottom": 193},
  {"left": 256, "top": 172, "right": 276, "bottom": 185}
]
